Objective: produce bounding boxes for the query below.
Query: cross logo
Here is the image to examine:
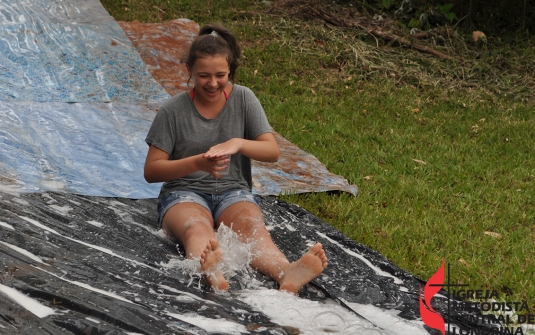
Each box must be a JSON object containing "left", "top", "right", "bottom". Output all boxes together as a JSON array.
[{"left": 420, "top": 261, "right": 471, "bottom": 334}]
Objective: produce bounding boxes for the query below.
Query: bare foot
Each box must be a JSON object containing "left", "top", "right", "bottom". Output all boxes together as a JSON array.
[
  {"left": 279, "top": 243, "right": 328, "bottom": 294},
  {"left": 200, "top": 238, "right": 229, "bottom": 291}
]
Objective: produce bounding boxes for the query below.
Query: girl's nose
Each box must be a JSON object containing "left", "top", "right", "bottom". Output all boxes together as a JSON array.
[{"left": 210, "top": 76, "right": 218, "bottom": 86}]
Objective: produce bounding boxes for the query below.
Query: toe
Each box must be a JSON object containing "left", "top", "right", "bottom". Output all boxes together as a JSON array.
[
  {"left": 209, "top": 238, "right": 219, "bottom": 250},
  {"left": 310, "top": 243, "right": 322, "bottom": 254}
]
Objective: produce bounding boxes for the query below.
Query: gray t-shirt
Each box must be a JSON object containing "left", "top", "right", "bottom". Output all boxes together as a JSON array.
[{"left": 145, "top": 84, "right": 272, "bottom": 197}]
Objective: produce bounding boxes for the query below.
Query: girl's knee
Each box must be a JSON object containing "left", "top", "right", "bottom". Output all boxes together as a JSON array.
[{"left": 182, "top": 219, "right": 213, "bottom": 238}]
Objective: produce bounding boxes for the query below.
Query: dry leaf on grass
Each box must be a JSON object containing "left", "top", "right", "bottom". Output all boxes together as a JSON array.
[
  {"left": 484, "top": 231, "right": 502, "bottom": 238},
  {"left": 472, "top": 31, "right": 487, "bottom": 43},
  {"left": 412, "top": 158, "right": 427, "bottom": 165},
  {"left": 458, "top": 259, "right": 470, "bottom": 267}
]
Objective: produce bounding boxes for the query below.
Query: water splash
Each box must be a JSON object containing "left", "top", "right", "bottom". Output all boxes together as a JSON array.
[
  {"left": 216, "top": 223, "right": 264, "bottom": 289},
  {"left": 156, "top": 226, "right": 421, "bottom": 334},
  {"left": 160, "top": 223, "right": 262, "bottom": 290}
]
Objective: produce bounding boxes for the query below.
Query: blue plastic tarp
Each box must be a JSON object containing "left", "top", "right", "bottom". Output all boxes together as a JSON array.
[
  {"left": 0, "top": 100, "right": 161, "bottom": 197},
  {"left": 0, "top": 0, "right": 169, "bottom": 103},
  {"left": 0, "top": 0, "right": 358, "bottom": 198}
]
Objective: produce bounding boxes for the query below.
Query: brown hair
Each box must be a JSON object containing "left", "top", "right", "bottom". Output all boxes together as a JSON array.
[{"left": 185, "top": 24, "right": 241, "bottom": 82}]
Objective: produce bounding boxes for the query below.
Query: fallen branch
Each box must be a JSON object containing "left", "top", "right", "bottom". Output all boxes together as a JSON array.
[
  {"left": 410, "top": 27, "right": 453, "bottom": 40},
  {"left": 371, "top": 29, "right": 453, "bottom": 60},
  {"left": 313, "top": 7, "right": 452, "bottom": 60}
]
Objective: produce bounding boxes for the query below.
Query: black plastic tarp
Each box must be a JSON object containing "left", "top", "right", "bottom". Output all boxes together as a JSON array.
[{"left": 0, "top": 191, "right": 493, "bottom": 335}]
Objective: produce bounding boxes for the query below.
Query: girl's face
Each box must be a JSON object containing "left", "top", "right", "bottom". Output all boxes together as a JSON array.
[{"left": 187, "top": 54, "right": 230, "bottom": 104}]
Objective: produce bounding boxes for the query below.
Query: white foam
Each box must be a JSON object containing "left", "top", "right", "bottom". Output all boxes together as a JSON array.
[
  {"left": 35, "top": 266, "right": 134, "bottom": 305},
  {"left": 343, "top": 300, "right": 430, "bottom": 335},
  {"left": 12, "top": 197, "right": 30, "bottom": 206},
  {"left": 159, "top": 257, "right": 203, "bottom": 288},
  {"left": 67, "top": 199, "right": 82, "bottom": 206},
  {"left": 0, "top": 221, "right": 15, "bottom": 230},
  {"left": 40, "top": 179, "right": 66, "bottom": 190},
  {"left": 316, "top": 231, "right": 404, "bottom": 285},
  {"left": 86, "top": 220, "right": 104, "bottom": 228},
  {"left": 19, "top": 215, "right": 161, "bottom": 273},
  {"left": 0, "top": 183, "right": 23, "bottom": 195},
  {"left": 0, "top": 283, "right": 55, "bottom": 318},
  {"left": 215, "top": 223, "right": 256, "bottom": 278},
  {"left": 41, "top": 193, "right": 58, "bottom": 204},
  {"left": 0, "top": 241, "right": 48, "bottom": 265},
  {"left": 157, "top": 284, "right": 220, "bottom": 306},
  {"left": 85, "top": 317, "right": 101, "bottom": 324},
  {"left": 238, "top": 288, "right": 387, "bottom": 334},
  {"left": 48, "top": 204, "right": 73, "bottom": 216},
  {"left": 285, "top": 223, "right": 297, "bottom": 232},
  {"left": 108, "top": 200, "right": 148, "bottom": 215},
  {"left": 106, "top": 203, "right": 157, "bottom": 234},
  {"left": 165, "top": 311, "right": 249, "bottom": 334},
  {"left": 235, "top": 288, "right": 431, "bottom": 335},
  {"left": 154, "top": 229, "right": 174, "bottom": 243}
]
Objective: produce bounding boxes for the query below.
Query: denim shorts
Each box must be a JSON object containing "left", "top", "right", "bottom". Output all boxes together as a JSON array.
[{"left": 157, "top": 189, "right": 259, "bottom": 228}]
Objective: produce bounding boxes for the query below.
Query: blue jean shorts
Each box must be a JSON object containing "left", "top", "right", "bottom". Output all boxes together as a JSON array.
[{"left": 157, "top": 189, "right": 259, "bottom": 228}]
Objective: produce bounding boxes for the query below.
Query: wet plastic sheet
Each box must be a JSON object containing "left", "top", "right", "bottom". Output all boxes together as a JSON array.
[
  {"left": 0, "top": 99, "right": 356, "bottom": 198},
  {"left": 0, "top": 100, "right": 161, "bottom": 198},
  {"left": 0, "top": 4, "right": 357, "bottom": 198},
  {"left": 0, "top": 191, "right": 490, "bottom": 335},
  {"left": 0, "top": 0, "right": 169, "bottom": 103}
]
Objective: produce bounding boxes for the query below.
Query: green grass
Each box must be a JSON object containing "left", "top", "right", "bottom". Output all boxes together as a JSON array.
[{"left": 101, "top": 0, "right": 535, "bottom": 307}]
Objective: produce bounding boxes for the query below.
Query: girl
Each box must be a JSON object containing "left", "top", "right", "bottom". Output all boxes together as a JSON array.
[{"left": 144, "top": 23, "right": 327, "bottom": 293}]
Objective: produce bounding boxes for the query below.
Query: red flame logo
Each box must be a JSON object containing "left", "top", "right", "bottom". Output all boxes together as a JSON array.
[{"left": 419, "top": 260, "right": 446, "bottom": 335}]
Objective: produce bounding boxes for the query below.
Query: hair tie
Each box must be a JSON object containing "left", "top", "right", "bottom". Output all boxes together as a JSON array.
[{"left": 210, "top": 30, "right": 219, "bottom": 37}]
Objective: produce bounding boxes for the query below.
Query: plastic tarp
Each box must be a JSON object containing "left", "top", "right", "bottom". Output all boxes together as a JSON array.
[
  {"left": 0, "top": 0, "right": 169, "bottom": 103},
  {"left": 252, "top": 133, "right": 358, "bottom": 196},
  {"left": 0, "top": 100, "right": 160, "bottom": 197},
  {"left": 0, "top": 1, "right": 358, "bottom": 197},
  {"left": 0, "top": 98, "right": 357, "bottom": 197},
  {"left": 0, "top": 98, "right": 357, "bottom": 198},
  {"left": 0, "top": 191, "right": 491, "bottom": 334},
  {"left": 0, "top": 0, "right": 169, "bottom": 198}
]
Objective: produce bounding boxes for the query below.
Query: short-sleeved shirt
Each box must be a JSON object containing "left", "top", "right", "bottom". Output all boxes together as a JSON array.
[{"left": 145, "top": 84, "right": 272, "bottom": 198}]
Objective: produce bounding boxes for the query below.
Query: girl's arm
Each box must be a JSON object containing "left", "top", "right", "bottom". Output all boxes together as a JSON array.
[
  {"left": 203, "top": 133, "right": 280, "bottom": 162},
  {"left": 144, "top": 145, "right": 229, "bottom": 183}
]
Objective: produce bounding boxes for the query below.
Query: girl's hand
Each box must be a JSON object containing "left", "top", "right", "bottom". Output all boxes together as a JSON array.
[
  {"left": 197, "top": 155, "right": 230, "bottom": 178},
  {"left": 203, "top": 138, "right": 242, "bottom": 159}
]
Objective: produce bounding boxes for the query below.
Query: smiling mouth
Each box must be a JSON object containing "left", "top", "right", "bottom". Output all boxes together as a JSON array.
[{"left": 205, "top": 88, "right": 219, "bottom": 95}]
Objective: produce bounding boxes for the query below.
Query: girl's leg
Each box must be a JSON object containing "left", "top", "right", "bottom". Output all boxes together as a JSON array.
[
  {"left": 217, "top": 202, "right": 328, "bottom": 294},
  {"left": 162, "top": 203, "right": 229, "bottom": 290}
]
